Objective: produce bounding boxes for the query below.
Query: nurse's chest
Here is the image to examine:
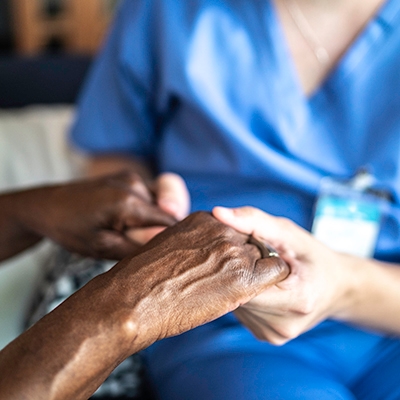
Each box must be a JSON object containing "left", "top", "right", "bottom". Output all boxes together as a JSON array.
[{"left": 272, "top": 0, "right": 387, "bottom": 96}]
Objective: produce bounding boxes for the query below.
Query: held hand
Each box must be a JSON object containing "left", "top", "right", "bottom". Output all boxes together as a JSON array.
[
  {"left": 0, "top": 211, "right": 288, "bottom": 400},
  {"left": 212, "top": 206, "right": 355, "bottom": 345},
  {"left": 125, "top": 172, "right": 191, "bottom": 244},
  {"left": 23, "top": 171, "right": 177, "bottom": 259},
  {"left": 110, "top": 212, "right": 289, "bottom": 349}
]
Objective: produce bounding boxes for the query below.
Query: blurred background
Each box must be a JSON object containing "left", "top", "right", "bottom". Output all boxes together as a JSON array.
[
  {"left": 0, "top": 0, "right": 123, "bottom": 108},
  {"left": 0, "top": 0, "right": 122, "bottom": 350},
  {"left": 0, "top": 0, "right": 121, "bottom": 55}
]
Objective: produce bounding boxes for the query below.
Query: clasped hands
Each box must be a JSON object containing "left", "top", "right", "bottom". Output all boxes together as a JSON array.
[{"left": 21, "top": 170, "right": 353, "bottom": 347}]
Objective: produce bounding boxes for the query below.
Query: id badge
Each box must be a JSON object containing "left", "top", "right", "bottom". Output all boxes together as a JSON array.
[{"left": 311, "top": 172, "right": 388, "bottom": 258}]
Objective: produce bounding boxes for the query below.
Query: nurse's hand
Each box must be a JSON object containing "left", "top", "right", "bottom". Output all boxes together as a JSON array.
[
  {"left": 113, "top": 211, "right": 289, "bottom": 347},
  {"left": 212, "top": 206, "right": 356, "bottom": 345},
  {"left": 125, "top": 172, "right": 190, "bottom": 245}
]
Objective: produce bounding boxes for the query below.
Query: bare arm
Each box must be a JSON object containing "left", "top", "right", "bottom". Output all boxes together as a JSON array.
[
  {"left": 86, "top": 155, "right": 191, "bottom": 244},
  {"left": 0, "top": 171, "right": 176, "bottom": 262},
  {"left": 332, "top": 254, "right": 400, "bottom": 335},
  {"left": 0, "top": 212, "right": 289, "bottom": 400},
  {"left": 0, "top": 191, "right": 44, "bottom": 260}
]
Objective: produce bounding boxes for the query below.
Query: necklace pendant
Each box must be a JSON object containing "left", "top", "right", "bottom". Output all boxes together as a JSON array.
[
  {"left": 315, "top": 47, "right": 330, "bottom": 65},
  {"left": 283, "top": 0, "right": 331, "bottom": 66}
]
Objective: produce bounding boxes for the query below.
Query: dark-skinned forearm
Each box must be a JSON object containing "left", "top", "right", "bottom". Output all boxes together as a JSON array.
[
  {"left": 0, "top": 211, "right": 289, "bottom": 399},
  {"left": 0, "top": 270, "right": 145, "bottom": 400},
  {"left": 0, "top": 190, "right": 46, "bottom": 261}
]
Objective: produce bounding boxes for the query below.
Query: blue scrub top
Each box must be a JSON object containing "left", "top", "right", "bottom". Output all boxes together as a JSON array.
[{"left": 71, "top": 0, "right": 400, "bottom": 261}]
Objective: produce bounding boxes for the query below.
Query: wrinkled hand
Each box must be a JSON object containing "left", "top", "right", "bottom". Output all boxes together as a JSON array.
[
  {"left": 213, "top": 206, "right": 353, "bottom": 345},
  {"left": 110, "top": 212, "right": 289, "bottom": 348},
  {"left": 0, "top": 211, "right": 289, "bottom": 400},
  {"left": 23, "top": 171, "right": 177, "bottom": 259},
  {"left": 125, "top": 172, "right": 191, "bottom": 245}
]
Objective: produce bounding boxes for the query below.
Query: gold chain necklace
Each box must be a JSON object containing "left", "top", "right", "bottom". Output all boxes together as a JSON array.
[{"left": 283, "top": 0, "right": 330, "bottom": 65}]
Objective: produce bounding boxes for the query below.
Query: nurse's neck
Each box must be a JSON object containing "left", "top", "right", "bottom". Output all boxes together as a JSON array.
[{"left": 274, "top": 0, "right": 386, "bottom": 96}]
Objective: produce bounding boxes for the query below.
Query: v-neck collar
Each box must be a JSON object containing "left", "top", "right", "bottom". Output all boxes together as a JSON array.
[{"left": 269, "top": 0, "right": 400, "bottom": 103}]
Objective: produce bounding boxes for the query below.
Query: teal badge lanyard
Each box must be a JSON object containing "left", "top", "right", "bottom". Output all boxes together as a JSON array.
[{"left": 312, "top": 169, "right": 391, "bottom": 258}]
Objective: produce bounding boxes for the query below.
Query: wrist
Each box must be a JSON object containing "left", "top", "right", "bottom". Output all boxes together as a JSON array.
[
  {"left": 330, "top": 252, "right": 368, "bottom": 322},
  {"left": 98, "top": 263, "right": 161, "bottom": 354},
  {"left": 0, "top": 189, "right": 45, "bottom": 260},
  {"left": 68, "top": 271, "right": 147, "bottom": 371},
  {"left": 103, "top": 256, "right": 169, "bottom": 352},
  {"left": 14, "top": 185, "right": 60, "bottom": 237},
  {"left": 1, "top": 272, "right": 144, "bottom": 399}
]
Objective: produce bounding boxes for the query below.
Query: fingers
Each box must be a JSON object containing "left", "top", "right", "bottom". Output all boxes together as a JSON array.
[
  {"left": 213, "top": 206, "right": 291, "bottom": 281},
  {"left": 213, "top": 206, "right": 308, "bottom": 259},
  {"left": 248, "top": 236, "right": 280, "bottom": 258},
  {"left": 212, "top": 206, "right": 276, "bottom": 237},
  {"left": 239, "top": 257, "right": 290, "bottom": 309},
  {"left": 106, "top": 170, "right": 153, "bottom": 203},
  {"left": 87, "top": 231, "right": 141, "bottom": 260},
  {"left": 248, "top": 257, "right": 290, "bottom": 296},
  {"left": 155, "top": 173, "right": 190, "bottom": 220},
  {"left": 102, "top": 238, "right": 139, "bottom": 260},
  {"left": 124, "top": 201, "right": 178, "bottom": 228},
  {"left": 234, "top": 308, "right": 291, "bottom": 346},
  {"left": 106, "top": 171, "right": 178, "bottom": 228}
]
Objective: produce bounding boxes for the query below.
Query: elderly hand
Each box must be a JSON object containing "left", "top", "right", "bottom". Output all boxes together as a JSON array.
[
  {"left": 212, "top": 206, "right": 356, "bottom": 345},
  {"left": 109, "top": 211, "right": 290, "bottom": 348},
  {"left": 2, "top": 171, "right": 178, "bottom": 260},
  {"left": 0, "top": 211, "right": 289, "bottom": 400}
]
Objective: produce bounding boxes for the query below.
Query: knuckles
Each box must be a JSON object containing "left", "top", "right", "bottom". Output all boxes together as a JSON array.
[
  {"left": 214, "top": 241, "right": 246, "bottom": 262},
  {"left": 172, "top": 212, "right": 258, "bottom": 288},
  {"left": 110, "top": 170, "right": 143, "bottom": 186},
  {"left": 184, "top": 211, "right": 218, "bottom": 228},
  {"left": 106, "top": 171, "right": 153, "bottom": 204},
  {"left": 185, "top": 211, "right": 247, "bottom": 243},
  {"left": 88, "top": 231, "right": 124, "bottom": 259}
]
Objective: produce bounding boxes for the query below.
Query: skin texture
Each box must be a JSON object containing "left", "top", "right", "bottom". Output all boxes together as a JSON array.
[
  {"left": 213, "top": 206, "right": 400, "bottom": 345},
  {"left": 0, "top": 171, "right": 177, "bottom": 261},
  {"left": 0, "top": 212, "right": 289, "bottom": 400},
  {"left": 86, "top": 156, "right": 191, "bottom": 247}
]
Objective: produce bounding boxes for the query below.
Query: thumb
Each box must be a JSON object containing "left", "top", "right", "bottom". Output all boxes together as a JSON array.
[
  {"left": 212, "top": 206, "right": 272, "bottom": 236},
  {"left": 155, "top": 173, "right": 190, "bottom": 220},
  {"left": 124, "top": 202, "right": 178, "bottom": 228}
]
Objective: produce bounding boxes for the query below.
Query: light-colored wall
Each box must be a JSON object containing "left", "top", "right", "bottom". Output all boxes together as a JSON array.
[{"left": 0, "top": 105, "right": 83, "bottom": 349}]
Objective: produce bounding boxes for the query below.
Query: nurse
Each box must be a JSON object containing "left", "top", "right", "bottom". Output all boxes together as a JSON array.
[{"left": 71, "top": 0, "right": 400, "bottom": 398}]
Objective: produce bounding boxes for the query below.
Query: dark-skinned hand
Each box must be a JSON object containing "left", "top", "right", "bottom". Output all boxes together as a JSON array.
[
  {"left": 0, "top": 171, "right": 177, "bottom": 261},
  {"left": 0, "top": 211, "right": 289, "bottom": 400},
  {"left": 109, "top": 211, "right": 290, "bottom": 348}
]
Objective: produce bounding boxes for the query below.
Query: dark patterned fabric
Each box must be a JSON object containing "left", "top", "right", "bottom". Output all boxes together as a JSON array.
[{"left": 25, "top": 246, "right": 155, "bottom": 400}]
